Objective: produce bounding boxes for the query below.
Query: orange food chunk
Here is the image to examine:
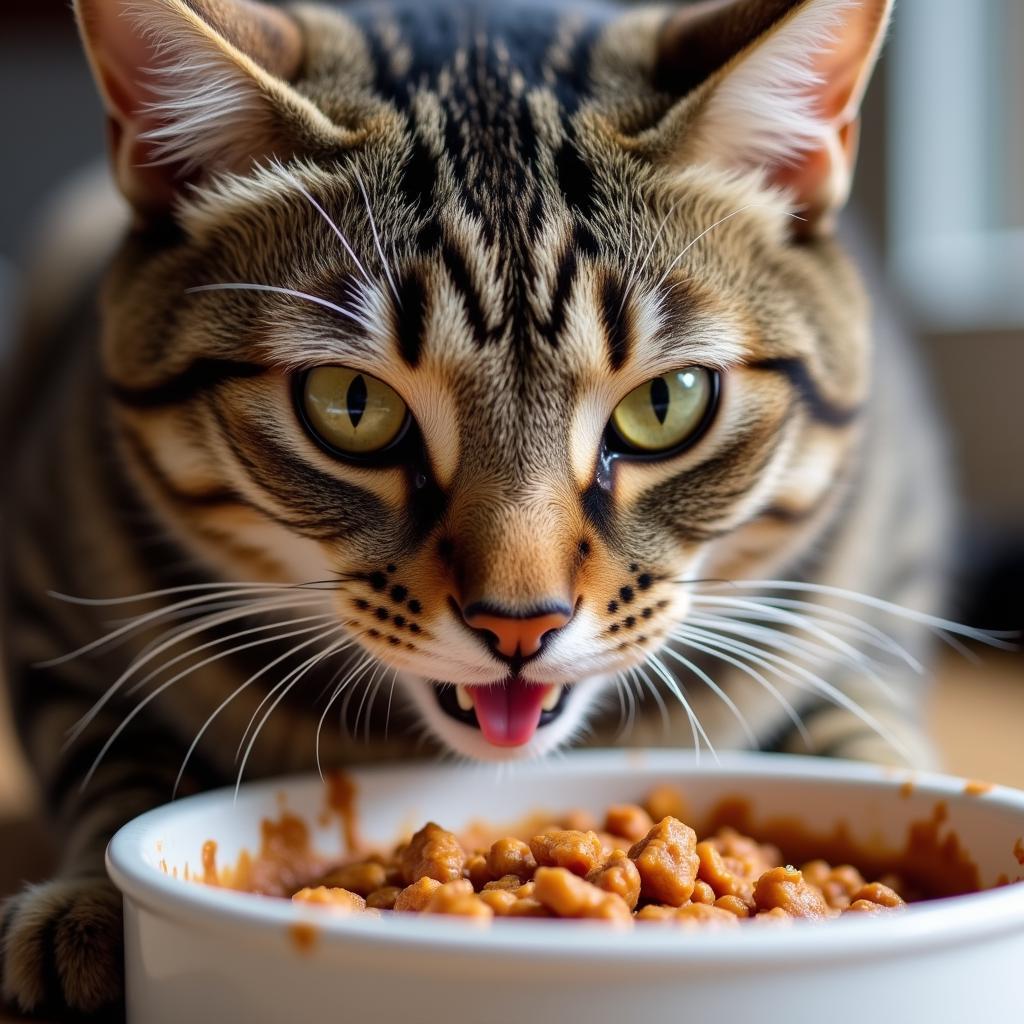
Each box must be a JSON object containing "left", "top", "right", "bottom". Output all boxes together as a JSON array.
[
  {"left": 424, "top": 879, "right": 494, "bottom": 920},
  {"left": 532, "top": 867, "right": 633, "bottom": 923},
  {"left": 401, "top": 823, "right": 466, "bottom": 884},
  {"left": 529, "top": 830, "right": 604, "bottom": 877},
  {"left": 393, "top": 876, "right": 442, "bottom": 912},
  {"left": 604, "top": 805, "right": 655, "bottom": 843},
  {"left": 291, "top": 886, "right": 366, "bottom": 912},
  {"left": 587, "top": 850, "right": 642, "bottom": 910},
  {"left": 753, "top": 866, "right": 832, "bottom": 919},
  {"left": 487, "top": 838, "right": 537, "bottom": 881},
  {"left": 629, "top": 817, "right": 699, "bottom": 907}
]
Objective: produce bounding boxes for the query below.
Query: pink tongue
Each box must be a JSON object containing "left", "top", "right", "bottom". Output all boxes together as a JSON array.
[{"left": 466, "top": 682, "right": 550, "bottom": 747}]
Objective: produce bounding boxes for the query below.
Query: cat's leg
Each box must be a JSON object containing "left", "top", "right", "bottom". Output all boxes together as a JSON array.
[{"left": 1, "top": 697, "right": 194, "bottom": 1016}]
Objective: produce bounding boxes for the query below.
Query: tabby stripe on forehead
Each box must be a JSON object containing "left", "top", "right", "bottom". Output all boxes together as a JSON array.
[
  {"left": 442, "top": 241, "right": 490, "bottom": 346},
  {"left": 555, "top": 133, "right": 596, "bottom": 218},
  {"left": 109, "top": 359, "right": 266, "bottom": 409},
  {"left": 599, "top": 273, "right": 631, "bottom": 370},
  {"left": 747, "top": 357, "right": 861, "bottom": 426},
  {"left": 541, "top": 225, "right": 597, "bottom": 346},
  {"left": 393, "top": 270, "right": 428, "bottom": 366},
  {"left": 399, "top": 136, "right": 439, "bottom": 214}
]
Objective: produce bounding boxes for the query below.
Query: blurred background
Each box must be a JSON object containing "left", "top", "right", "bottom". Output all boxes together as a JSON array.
[{"left": 0, "top": 0, "right": 1021, "bottom": 964}]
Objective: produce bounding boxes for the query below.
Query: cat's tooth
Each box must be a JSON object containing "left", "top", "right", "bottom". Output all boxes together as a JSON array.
[
  {"left": 540, "top": 685, "right": 562, "bottom": 712},
  {"left": 456, "top": 685, "right": 474, "bottom": 712}
]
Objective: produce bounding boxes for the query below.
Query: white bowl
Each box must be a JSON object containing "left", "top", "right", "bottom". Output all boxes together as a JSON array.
[{"left": 107, "top": 751, "right": 1024, "bottom": 1024}]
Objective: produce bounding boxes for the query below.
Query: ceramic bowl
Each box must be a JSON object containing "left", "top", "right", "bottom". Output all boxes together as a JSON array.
[{"left": 107, "top": 751, "right": 1024, "bottom": 1024}]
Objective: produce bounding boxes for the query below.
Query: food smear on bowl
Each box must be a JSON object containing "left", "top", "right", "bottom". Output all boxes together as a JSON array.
[
  {"left": 173, "top": 809, "right": 330, "bottom": 896},
  {"left": 287, "top": 921, "right": 320, "bottom": 954},
  {"left": 169, "top": 776, "right": 1014, "bottom": 928},
  {"left": 962, "top": 779, "right": 995, "bottom": 796},
  {"left": 703, "top": 796, "right": 982, "bottom": 901},
  {"left": 320, "top": 771, "right": 360, "bottom": 853}
]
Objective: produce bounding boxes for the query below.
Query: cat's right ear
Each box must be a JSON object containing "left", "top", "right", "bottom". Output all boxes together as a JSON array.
[{"left": 73, "top": 0, "right": 351, "bottom": 215}]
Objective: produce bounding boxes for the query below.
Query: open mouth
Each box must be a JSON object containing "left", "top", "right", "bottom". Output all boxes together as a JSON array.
[{"left": 435, "top": 681, "right": 569, "bottom": 747}]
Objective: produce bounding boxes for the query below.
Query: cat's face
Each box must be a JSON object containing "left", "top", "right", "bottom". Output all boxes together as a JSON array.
[{"left": 83, "top": 0, "right": 888, "bottom": 760}]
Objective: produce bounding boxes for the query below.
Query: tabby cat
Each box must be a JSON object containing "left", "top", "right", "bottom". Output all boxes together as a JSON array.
[{"left": 1, "top": 0, "right": 968, "bottom": 1014}]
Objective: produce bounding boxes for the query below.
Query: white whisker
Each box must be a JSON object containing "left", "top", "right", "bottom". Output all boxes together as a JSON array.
[
  {"left": 353, "top": 659, "right": 386, "bottom": 743},
  {"left": 275, "top": 161, "right": 378, "bottom": 293},
  {"left": 612, "top": 672, "right": 627, "bottom": 734},
  {"left": 127, "top": 595, "right": 331, "bottom": 660},
  {"left": 235, "top": 628, "right": 350, "bottom": 761},
  {"left": 629, "top": 665, "right": 671, "bottom": 736},
  {"left": 316, "top": 653, "right": 377, "bottom": 779},
  {"left": 711, "top": 595, "right": 923, "bottom": 669},
  {"left": 686, "top": 613, "right": 896, "bottom": 701},
  {"left": 615, "top": 671, "right": 638, "bottom": 741},
  {"left": 669, "top": 629, "right": 809, "bottom": 746},
  {"left": 175, "top": 626, "right": 348, "bottom": 799},
  {"left": 643, "top": 651, "right": 718, "bottom": 763},
  {"left": 362, "top": 669, "right": 387, "bottom": 743},
  {"left": 82, "top": 619, "right": 336, "bottom": 793},
  {"left": 670, "top": 624, "right": 912, "bottom": 762},
  {"left": 47, "top": 581, "right": 306, "bottom": 607},
  {"left": 341, "top": 656, "right": 386, "bottom": 740},
  {"left": 235, "top": 632, "right": 350, "bottom": 800},
  {"left": 62, "top": 592, "right": 333, "bottom": 747},
  {"left": 186, "top": 283, "right": 376, "bottom": 333},
  {"left": 42, "top": 585, "right": 306, "bottom": 669},
  {"left": 658, "top": 645, "right": 758, "bottom": 747},
  {"left": 123, "top": 602, "right": 335, "bottom": 698},
  {"left": 692, "top": 594, "right": 884, "bottom": 676},
  {"left": 705, "top": 579, "right": 1017, "bottom": 646},
  {"left": 354, "top": 171, "right": 400, "bottom": 305},
  {"left": 621, "top": 200, "right": 677, "bottom": 314},
  {"left": 656, "top": 204, "right": 799, "bottom": 292},
  {"left": 383, "top": 668, "right": 399, "bottom": 741}
]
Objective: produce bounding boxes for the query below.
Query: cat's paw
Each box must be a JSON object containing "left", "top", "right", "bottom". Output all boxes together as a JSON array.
[{"left": 1, "top": 875, "right": 123, "bottom": 1017}]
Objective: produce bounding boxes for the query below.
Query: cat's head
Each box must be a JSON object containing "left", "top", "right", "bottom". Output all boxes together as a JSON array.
[{"left": 76, "top": 0, "right": 889, "bottom": 760}]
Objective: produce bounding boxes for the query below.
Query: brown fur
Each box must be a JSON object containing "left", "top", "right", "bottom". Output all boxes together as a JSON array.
[{"left": 2, "top": 0, "right": 952, "bottom": 1014}]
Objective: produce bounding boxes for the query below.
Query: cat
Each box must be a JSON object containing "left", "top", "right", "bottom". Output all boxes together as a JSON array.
[{"left": 1, "top": 0, "right": 964, "bottom": 1014}]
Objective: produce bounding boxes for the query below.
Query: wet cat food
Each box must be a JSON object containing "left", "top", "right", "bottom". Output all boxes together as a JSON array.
[{"left": 282, "top": 789, "right": 918, "bottom": 927}]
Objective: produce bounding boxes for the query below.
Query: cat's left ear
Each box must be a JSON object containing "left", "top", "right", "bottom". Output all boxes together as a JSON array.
[
  {"left": 74, "top": 0, "right": 351, "bottom": 215},
  {"left": 653, "top": 0, "right": 892, "bottom": 235}
]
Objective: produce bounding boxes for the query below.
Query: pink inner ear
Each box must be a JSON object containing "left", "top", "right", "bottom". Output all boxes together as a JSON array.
[
  {"left": 78, "top": 2, "right": 194, "bottom": 211},
  {"left": 769, "top": 117, "right": 860, "bottom": 233},
  {"left": 81, "top": 0, "right": 165, "bottom": 126},
  {"left": 76, "top": 0, "right": 311, "bottom": 214},
  {"left": 766, "top": 0, "right": 889, "bottom": 232},
  {"left": 810, "top": 1, "right": 890, "bottom": 125}
]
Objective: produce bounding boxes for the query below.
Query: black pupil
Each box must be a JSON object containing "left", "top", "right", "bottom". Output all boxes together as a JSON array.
[
  {"left": 650, "top": 376, "right": 670, "bottom": 425},
  {"left": 346, "top": 374, "right": 368, "bottom": 429}
]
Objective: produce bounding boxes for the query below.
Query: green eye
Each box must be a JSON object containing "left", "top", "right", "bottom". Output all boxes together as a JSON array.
[
  {"left": 300, "top": 366, "right": 409, "bottom": 457},
  {"left": 608, "top": 368, "right": 717, "bottom": 455}
]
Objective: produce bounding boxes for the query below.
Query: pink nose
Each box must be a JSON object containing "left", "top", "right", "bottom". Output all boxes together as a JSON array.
[{"left": 462, "top": 606, "right": 572, "bottom": 658}]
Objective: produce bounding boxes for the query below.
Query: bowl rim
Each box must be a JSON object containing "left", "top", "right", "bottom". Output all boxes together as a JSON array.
[{"left": 107, "top": 750, "right": 1024, "bottom": 966}]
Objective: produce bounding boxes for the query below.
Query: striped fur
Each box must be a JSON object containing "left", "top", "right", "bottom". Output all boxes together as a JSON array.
[{"left": 1, "top": 0, "right": 957, "bottom": 1014}]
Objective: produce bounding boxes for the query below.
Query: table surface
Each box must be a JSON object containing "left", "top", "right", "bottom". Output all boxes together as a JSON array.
[{"left": 1, "top": 651, "right": 1021, "bottom": 1022}]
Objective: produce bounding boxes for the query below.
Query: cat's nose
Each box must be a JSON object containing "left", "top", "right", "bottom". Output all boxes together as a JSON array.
[{"left": 460, "top": 602, "right": 573, "bottom": 659}]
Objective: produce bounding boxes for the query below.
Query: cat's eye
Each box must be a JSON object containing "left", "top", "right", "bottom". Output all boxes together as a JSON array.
[
  {"left": 299, "top": 366, "right": 410, "bottom": 458},
  {"left": 607, "top": 368, "right": 718, "bottom": 456}
]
